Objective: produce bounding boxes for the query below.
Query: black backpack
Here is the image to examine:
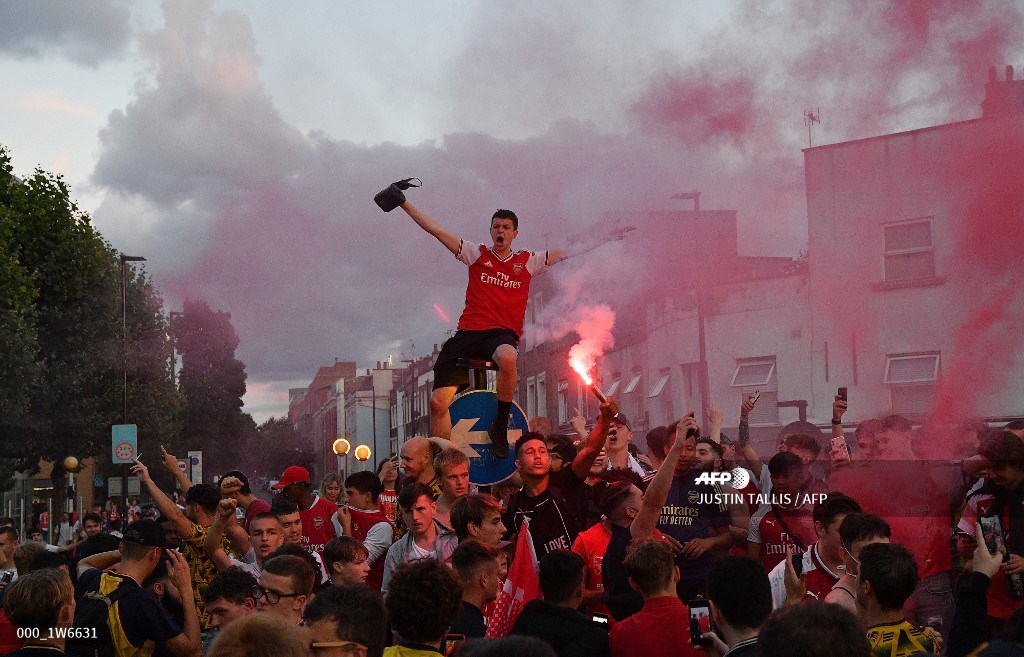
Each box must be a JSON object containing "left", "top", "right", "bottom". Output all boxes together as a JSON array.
[{"left": 66, "top": 569, "right": 135, "bottom": 657}]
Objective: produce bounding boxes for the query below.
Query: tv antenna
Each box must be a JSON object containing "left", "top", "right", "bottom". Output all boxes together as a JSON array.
[{"left": 804, "top": 108, "right": 821, "bottom": 147}]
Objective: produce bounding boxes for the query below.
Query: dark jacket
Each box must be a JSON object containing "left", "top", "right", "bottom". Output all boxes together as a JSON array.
[{"left": 510, "top": 599, "right": 610, "bottom": 657}]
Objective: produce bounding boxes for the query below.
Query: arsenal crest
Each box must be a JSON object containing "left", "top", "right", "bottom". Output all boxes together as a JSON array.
[{"left": 513, "top": 263, "right": 524, "bottom": 275}]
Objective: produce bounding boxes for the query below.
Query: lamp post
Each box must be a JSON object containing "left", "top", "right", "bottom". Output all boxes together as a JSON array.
[
  {"left": 333, "top": 437, "right": 351, "bottom": 478},
  {"left": 120, "top": 254, "right": 146, "bottom": 513},
  {"left": 670, "top": 192, "right": 710, "bottom": 435},
  {"left": 354, "top": 445, "right": 372, "bottom": 471},
  {"left": 63, "top": 456, "right": 79, "bottom": 515}
]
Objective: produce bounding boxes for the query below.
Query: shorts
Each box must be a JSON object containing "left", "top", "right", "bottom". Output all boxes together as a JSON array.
[{"left": 433, "top": 328, "right": 519, "bottom": 391}]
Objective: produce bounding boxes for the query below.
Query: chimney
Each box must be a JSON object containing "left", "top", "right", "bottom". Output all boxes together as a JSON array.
[{"left": 982, "top": 64, "right": 1024, "bottom": 117}]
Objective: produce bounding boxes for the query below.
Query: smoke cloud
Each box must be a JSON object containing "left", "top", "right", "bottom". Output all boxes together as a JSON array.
[{"left": 84, "top": 0, "right": 1024, "bottom": 419}]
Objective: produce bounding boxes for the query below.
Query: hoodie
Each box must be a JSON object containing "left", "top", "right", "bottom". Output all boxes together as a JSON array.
[{"left": 510, "top": 599, "right": 610, "bottom": 657}]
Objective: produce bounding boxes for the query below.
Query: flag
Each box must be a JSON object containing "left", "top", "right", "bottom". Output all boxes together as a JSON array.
[{"left": 485, "top": 517, "right": 541, "bottom": 637}]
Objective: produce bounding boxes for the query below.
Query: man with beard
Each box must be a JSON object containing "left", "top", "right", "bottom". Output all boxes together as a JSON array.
[
  {"left": 501, "top": 401, "right": 614, "bottom": 560},
  {"left": 132, "top": 458, "right": 232, "bottom": 630},
  {"left": 694, "top": 437, "right": 750, "bottom": 554},
  {"left": 655, "top": 418, "right": 732, "bottom": 600}
]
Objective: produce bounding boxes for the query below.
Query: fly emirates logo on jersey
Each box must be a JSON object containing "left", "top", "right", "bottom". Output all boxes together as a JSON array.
[{"left": 479, "top": 268, "right": 523, "bottom": 289}]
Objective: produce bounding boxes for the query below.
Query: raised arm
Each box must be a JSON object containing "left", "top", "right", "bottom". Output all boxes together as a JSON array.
[
  {"left": 735, "top": 394, "right": 763, "bottom": 475},
  {"left": 204, "top": 499, "right": 247, "bottom": 571},
  {"left": 571, "top": 400, "right": 616, "bottom": 479},
  {"left": 131, "top": 460, "right": 192, "bottom": 535},
  {"left": 78, "top": 549, "right": 121, "bottom": 578},
  {"left": 160, "top": 445, "right": 192, "bottom": 493},
  {"left": 548, "top": 225, "right": 634, "bottom": 264},
  {"left": 400, "top": 201, "right": 461, "bottom": 255},
  {"left": 631, "top": 414, "right": 698, "bottom": 539}
]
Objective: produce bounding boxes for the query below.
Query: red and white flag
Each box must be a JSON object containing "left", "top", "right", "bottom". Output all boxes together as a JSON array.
[{"left": 485, "top": 517, "right": 541, "bottom": 637}]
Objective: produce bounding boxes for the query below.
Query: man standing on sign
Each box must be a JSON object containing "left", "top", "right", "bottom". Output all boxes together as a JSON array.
[{"left": 399, "top": 197, "right": 632, "bottom": 458}]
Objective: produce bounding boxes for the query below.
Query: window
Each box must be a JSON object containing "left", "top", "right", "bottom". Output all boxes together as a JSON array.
[
  {"left": 731, "top": 357, "right": 778, "bottom": 425},
  {"left": 537, "top": 373, "right": 548, "bottom": 419},
  {"left": 648, "top": 371, "right": 671, "bottom": 398},
  {"left": 883, "top": 219, "right": 935, "bottom": 284},
  {"left": 526, "top": 377, "right": 537, "bottom": 418},
  {"left": 623, "top": 372, "right": 643, "bottom": 395},
  {"left": 557, "top": 380, "right": 569, "bottom": 425},
  {"left": 605, "top": 377, "right": 621, "bottom": 397},
  {"left": 730, "top": 360, "right": 776, "bottom": 387},
  {"left": 885, "top": 352, "right": 940, "bottom": 416}
]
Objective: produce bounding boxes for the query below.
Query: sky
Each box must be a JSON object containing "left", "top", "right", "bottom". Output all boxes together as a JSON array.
[{"left": 2, "top": 0, "right": 1022, "bottom": 422}]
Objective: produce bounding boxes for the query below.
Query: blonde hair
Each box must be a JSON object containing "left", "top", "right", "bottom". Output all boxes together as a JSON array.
[{"left": 3, "top": 568, "right": 73, "bottom": 632}]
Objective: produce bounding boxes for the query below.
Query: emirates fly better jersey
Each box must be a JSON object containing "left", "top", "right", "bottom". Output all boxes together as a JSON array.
[{"left": 456, "top": 240, "right": 548, "bottom": 337}]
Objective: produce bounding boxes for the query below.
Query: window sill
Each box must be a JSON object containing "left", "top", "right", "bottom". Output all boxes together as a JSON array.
[{"left": 871, "top": 276, "right": 946, "bottom": 292}]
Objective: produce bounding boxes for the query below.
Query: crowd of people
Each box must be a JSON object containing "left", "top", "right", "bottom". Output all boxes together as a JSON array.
[{"left": 1, "top": 394, "right": 1024, "bottom": 657}]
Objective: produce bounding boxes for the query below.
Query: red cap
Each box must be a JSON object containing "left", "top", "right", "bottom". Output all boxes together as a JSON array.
[{"left": 272, "top": 465, "right": 311, "bottom": 490}]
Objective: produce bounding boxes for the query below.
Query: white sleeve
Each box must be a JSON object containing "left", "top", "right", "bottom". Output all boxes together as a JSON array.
[
  {"left": 758, "top": 464, "right": 773, "bottom": 497},
  {"left": 748, "top": 506, "right": 768, "bottom": 543},
  {"left": 525, "top": 250, "right": 548, "bottom": 275},
  {"left": 331, "top": 514, "right": 344, "bottom": 538},
  {"left": 768, "top": 560, "right": 787, "bottom": 610},
  {"left": 364, "top": 522, "right": 395, "bottom": 565},
  {"left": 455, "top": 240, "right": 483, "bottom": 266},
  {"left": 381, "top": 541, "right": 403, "bottom": 599}
]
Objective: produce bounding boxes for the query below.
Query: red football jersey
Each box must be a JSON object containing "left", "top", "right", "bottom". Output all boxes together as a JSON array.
[
  {"left": 348, "top": 507, "right": 393, "bottom": 591},
  {"left": 301, "top": 496, "right": 339, "bottom": 556},
  {"left": 749, "top": 504, "right": 817, "bottom": 573},
  {"left": 455, "top": 241, "right": 547, "bottom": 337}
]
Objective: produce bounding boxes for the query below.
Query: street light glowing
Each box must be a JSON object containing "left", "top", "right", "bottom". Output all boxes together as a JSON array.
[
  {"left": 354, "top": 445, "right": 372, "bottom": 461},
  {"left": 333, "top": 438, "right": 351, "bottom": 455}
]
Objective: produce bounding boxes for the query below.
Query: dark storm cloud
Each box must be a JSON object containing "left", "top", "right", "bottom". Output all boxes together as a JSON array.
[{"left": 0, "top": 0, "right": 132, "bottom": 66}]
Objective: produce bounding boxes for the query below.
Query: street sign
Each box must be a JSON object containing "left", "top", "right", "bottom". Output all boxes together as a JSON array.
[
  {"left": 108, "top": 477, "right": 122, "bottom": 496},
  {"left": 111, "top": 424, "right": 138, "bottom": 464},
  {"left": 188, "top": 450, "right": 203, "bottom": 484},
  {"left": 448, "top": 390, "right": 527, "bottom": 486}
]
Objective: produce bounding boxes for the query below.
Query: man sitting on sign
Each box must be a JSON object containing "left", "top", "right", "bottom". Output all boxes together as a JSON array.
[{"left": 398, "top": 196, "right": 633, "bottom": 458}]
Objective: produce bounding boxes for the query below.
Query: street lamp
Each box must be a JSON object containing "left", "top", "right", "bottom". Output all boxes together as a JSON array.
[
  {"left": 332, "top": 438, "right": 351, "bottom": 456},
  {"left": 63, "top": 456, "right": 79, "bottom": 514},
  {"left": 120, "top": 254, "right": 146, "bottom": 513},
  {"left": 669, "top": 192, "right": 711, "bottom": 435},
  {"left": 354, "top": 445, "right": 372, "bottom": 471}
]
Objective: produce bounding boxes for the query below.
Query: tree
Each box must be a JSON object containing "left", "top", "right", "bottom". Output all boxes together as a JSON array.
[
  {"left": 0, "top": 145, "right": 179, "bottom": 516},
  {"left": 174, "top": 297, "right": 255, "bottom": 478},
  {"left": 251, "top": 416, "right": 314, "bottom": 480}
]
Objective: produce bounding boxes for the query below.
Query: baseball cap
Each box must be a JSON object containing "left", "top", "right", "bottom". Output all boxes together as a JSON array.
[
  {"left": 609, "top": 412, "right": 631, "bottom": 431},
  {"left": 272, "top": 465, "right": 311, "bottom": 490},
  {"left": 121, "top": 519, "right": 166, "bottom": 548}
]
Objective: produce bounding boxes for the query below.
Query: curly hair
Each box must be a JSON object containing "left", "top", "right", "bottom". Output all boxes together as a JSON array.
[{"left": 385, "top": 559, "right": 462, "bottom": 644}]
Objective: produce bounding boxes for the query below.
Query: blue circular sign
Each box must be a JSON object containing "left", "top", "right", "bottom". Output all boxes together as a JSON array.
[{"left": 448, "top": 390, "right": 527, "bottom": 486}]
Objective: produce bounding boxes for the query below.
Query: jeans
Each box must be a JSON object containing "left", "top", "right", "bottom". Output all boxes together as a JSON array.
[{"left": 903, "top": 570, "right": 955, "bottom": 651}]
